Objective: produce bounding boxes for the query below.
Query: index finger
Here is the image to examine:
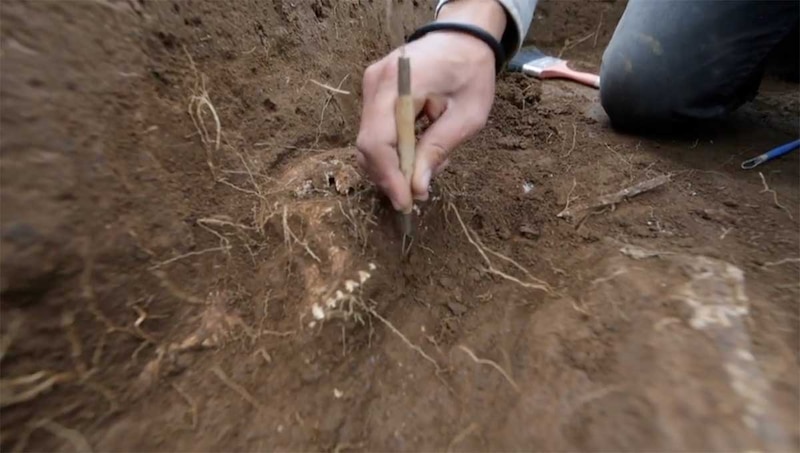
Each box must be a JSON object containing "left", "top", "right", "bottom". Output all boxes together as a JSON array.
[{"left": 356, "top": 85, "right": 413, "bottom": 212}]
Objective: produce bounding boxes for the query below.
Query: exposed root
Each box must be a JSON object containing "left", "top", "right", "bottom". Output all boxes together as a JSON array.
[
  {"left": 282, "top": 205, "right": 321, "bottom": 263},
  {"left": 218, "top": 178, "right": 265, "bottom": 199},
  {"left": 197, "top": 216, "right": 261, "bottom": 262},
  {"left": 570, "top": 297, "right": 592, "bottom": 316},
  {"left": 0, "top": 371, "right": 73, "bottom": 408},
  {"left": 210, "top": 365, "right": 264, "bottom": 411},
  {"left": 557, "top": 31, "right": 594, "bottom": 58},
  {"left": 235, "top": 149, "right": 263, "bottom": 197},
  {"left": 365, "top": 301, "right": 441, "bottom": 373},
  {"left": 197, "top": 219, "right": 233, "bottom": 253},
  {"left": 449, "top": 202, "right": 552, "bottom": 293},
  {"left": 447, "top": 422, "right": 479, "bottom": 453},
  {"left": 61, "top": 312, "right": 88, "bottom": 379},
  {"left": 184, "top": 45, "right": 221, "bottom": 179},
  {"left": 762, "top": 257, "right": 800, "bottom": 268},
  {"left": 254, "top": 348, "right": 272, "bottom": 365},
  {"left": 564, "top": 123, "right": 577, "bottom": 157},
  {"left": 314, "top": 74, "right": 350, "bottom": 147},
  {"left": 218, "top": 148, "right": 268, "bottom": 202},
  {"left": 10, "top": 403, "right": 82, "bottom": 453},
  {"left": 149, "top": 246, "right": 230, "bottom": 270},
  {"left": 604, "top": 142, "right": 634, "bottom": 175},
  {"left": 130, "top": 305, "right": 158, "bottom": 344},
  {"left": 171, "top": 383, "right": 199, "bottom": 430},
  {"left": 592, "top": 10, "right": 605, "bottom": 47},
  {"left": 758, "top": 172, "right": 794, "bottom": 220},
  {"left": 0, "top": 313, "right": 23, "bottom": 362},
  {"left": 310, "top": 78, "right": 351, "bottom": 95},
  {"left": 590, "top": 268, "right": 628, "bottom": 286},
  {"left": 545, "top": 257, "right": 568, "bottom": 277},
  {"left": 341, "top": 325, "right": 347, "bottom": 357},
  {"left": 84, "top": 381, "right": 119, "bottom": 421},
  {"left": 558, "top": 174, "right": 670, "bottom": 219},
  {"left": 337, "top": 199, "right": 373, "bottom": 252},
  {"left": 91, "top": 330, "right": 108, "bottom": 369},
  {"left": 38, "top": 420, "right": 93, "bottom": 453},
  {"left": 558, "top": 178, "right": 578, "bottom": 219},
  {"left": 457, "top": 345, "right": 520, "bottom": 393},
  {"left": 261, "top": 329, "right": 296, "bottom": 337},
  {"left": 151, "top": 270, "right": 206, "bottom": 305}
]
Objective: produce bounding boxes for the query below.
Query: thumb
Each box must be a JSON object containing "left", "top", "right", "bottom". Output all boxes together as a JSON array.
[{"left": 412, "top": 107, "right": 484, "bottom": 200}]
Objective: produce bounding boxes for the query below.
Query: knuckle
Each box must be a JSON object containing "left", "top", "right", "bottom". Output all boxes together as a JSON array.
[
  {"left": 362, "top": 63, "right": 380, "bottom": 88},
  {"left": 427, "top": 143, "right": 448, "bottom": 165},
  {"left": 379, "top": 56, "right": 398, "bottom": 79},
  {"left": 355, "top": 134, "right": 374, "bottom": 155},
  {"left": 465, "top": 112, "right": 488, "bottom": 132}
]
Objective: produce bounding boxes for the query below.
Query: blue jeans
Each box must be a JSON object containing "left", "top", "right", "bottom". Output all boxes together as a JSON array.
[{"left": 599, "top": 0, "right": 799, "bottom": 130}]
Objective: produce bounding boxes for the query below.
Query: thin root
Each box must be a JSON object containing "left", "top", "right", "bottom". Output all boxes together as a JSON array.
[
  {"left": 762, "top": 257, "right": 800, "bottom": 268},
  {"left": 282, "top": 205, "right": 321, "bottom": 263},
  {"left": 314, "top": 74, "right": 350, "bottom": 147},
  {"left": 447, "top": 422, "right": 479, "bottom": 453},
  {"left": 365, "top": 302, "right": 441, "bottom": 373},
  {"left": 151, "top": 270, "right": 206, "bottom": 305},
  {"left": 149, "top": 246, "right": 230, "bottom": 270},
  {"left": 310, "top": 78, "right": 351, "bottom": 95},
  {"left": 171, "top": 383, "right": 199, "bottom": 430},
  {"left": 564, "top": 123, "right": 577, "bottom": 157},
  {"left": 458, "top": 345, "right": 520, "bottom": 392},
  {"left": 0, "top": 372, "right": 73, "bottom": 408},
  {"left": 449, "top": 203, "right": 552, "bottom": 293},
  {"left": 184, "top": 45, "right": 221, "bottom": 179},
  {"left": 210, "top": 365, "right": 264, "bottom": 411},
  {"left": 558, "top": 178, "right": 578, "bottom": 219},
  {"left": 758, "top": 172, "right": 794, "bottom": 220},
  {"left": 39, "top": 420, "right": 93, "bottom": 453}
]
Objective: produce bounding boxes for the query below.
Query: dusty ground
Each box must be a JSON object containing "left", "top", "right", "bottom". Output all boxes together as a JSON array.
[{"left": 1, "top": 0, "right": 798, "bottom": 451}]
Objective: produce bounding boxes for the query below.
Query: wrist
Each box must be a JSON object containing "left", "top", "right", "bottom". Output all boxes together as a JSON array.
[{"left": 436, "top": 0, "right": 507, "bottom": 41}]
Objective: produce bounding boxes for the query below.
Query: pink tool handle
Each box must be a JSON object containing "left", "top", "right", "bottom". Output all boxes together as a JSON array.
[{"left": 541, "top": 61, "right": 600, "bottom": 89}]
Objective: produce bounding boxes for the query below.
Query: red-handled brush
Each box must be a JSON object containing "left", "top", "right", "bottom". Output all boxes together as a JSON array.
[{"left": 508, "top": 46, "right": 600, "bottom": 89}]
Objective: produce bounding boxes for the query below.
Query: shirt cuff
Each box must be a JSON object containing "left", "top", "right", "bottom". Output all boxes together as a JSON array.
[{"left": 435, "top": 0, "right": 527, "bottom": 63}]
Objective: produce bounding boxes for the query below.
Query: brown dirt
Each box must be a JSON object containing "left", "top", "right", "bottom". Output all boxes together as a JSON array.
[{"left": 1, "top": 0, "right": 798, "bottom": 451}]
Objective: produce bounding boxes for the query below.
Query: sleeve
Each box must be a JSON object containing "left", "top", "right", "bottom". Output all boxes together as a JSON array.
[{"left": 435, "top": 0, "right": 537, "bottom": 61}]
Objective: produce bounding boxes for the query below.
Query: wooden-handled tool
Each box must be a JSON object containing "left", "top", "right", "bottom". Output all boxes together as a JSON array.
[
  {"left": 395, "top": 54, "right": 415, "bottom": 242},
  {"left": 508, "top": 46, "right": 600, "bottom": 89}
]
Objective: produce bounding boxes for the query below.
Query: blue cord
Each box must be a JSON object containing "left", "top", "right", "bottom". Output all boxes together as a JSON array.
[{"left": 741, "top": 139, "right": 800, "bottom": 169}]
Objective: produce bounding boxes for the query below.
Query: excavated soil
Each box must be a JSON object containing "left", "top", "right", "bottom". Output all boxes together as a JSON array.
[{"left": 1, "top": 0, "right": 798, "bottom": 451}]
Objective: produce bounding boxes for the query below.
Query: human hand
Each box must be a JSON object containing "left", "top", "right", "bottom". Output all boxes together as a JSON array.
[{"left": 356, "top": 0, "right": 507, "bottom": 213}]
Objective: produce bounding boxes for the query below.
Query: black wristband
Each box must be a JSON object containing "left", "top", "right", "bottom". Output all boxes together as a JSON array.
[{"left": 407, "top": 22, "right": 506, "bottom": 74}]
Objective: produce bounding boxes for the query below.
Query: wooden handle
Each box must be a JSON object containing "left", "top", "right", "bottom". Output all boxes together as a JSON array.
[{"left": 395, "top": 56, "right": 416, "bottom": 204}]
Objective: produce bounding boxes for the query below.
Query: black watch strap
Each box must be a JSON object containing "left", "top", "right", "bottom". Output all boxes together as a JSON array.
[{"left": 407, "top": 22, "right": 506, "bottom": 74}]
